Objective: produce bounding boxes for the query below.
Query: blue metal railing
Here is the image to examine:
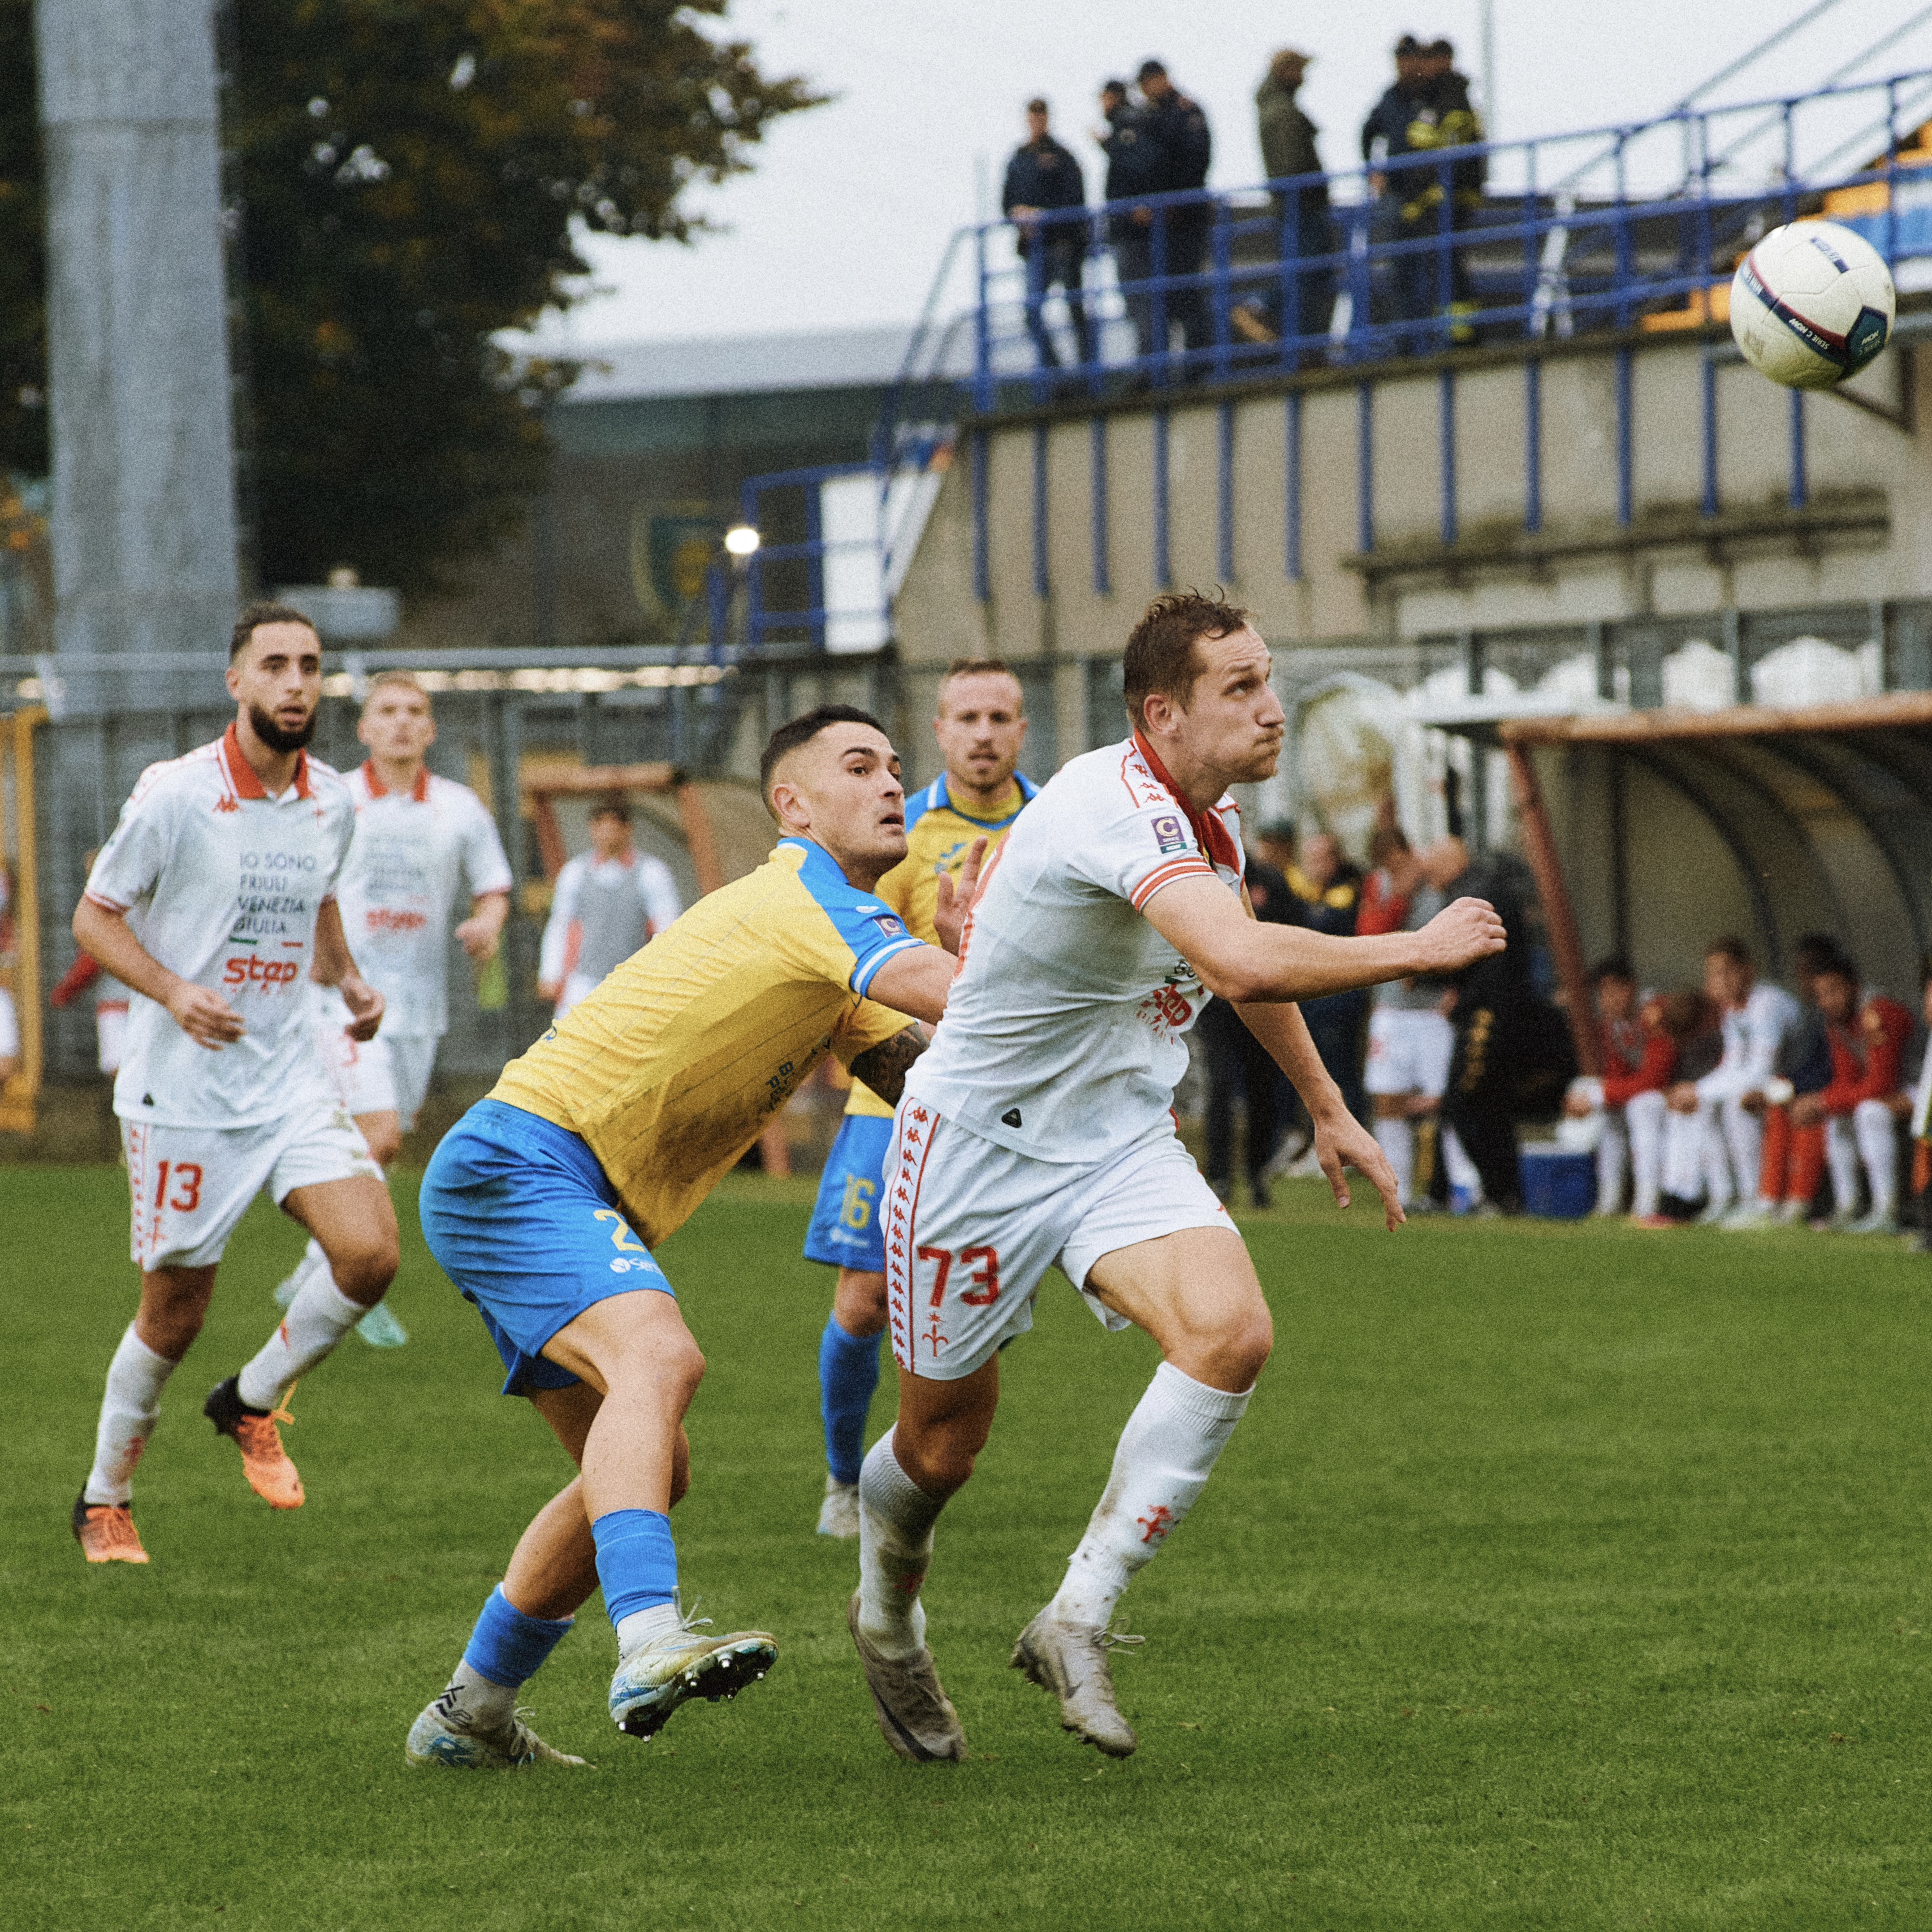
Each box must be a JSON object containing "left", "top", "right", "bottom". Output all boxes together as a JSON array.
[{"left": 966, "top": 65, "right": 1932, "bottom": 407}]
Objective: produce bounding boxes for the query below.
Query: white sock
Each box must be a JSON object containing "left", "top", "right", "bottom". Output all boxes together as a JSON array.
[
  {"left": 1374, "top": 1118, "right": 1414, "bottom": 1204},
  {"left": 1594, "top": 1116, "right": 1628, "bottom": 1213},
  {"left": 1442, "top": 1125, "right": 1482, "bottom": 1198},
  {"left": 1626, "top": 1091, "right": 1665, "bottom": 1217},
  {"left": 615, "top": 1602, "right": 684, "bottom": 1659},
  {"left": 275, "top": 1238, "right": 329, "bottom": 1307},
  {"left": 444, "top": 1660, "right": 517, "bottom": 1730},
  {"left": 1047, "top": 1362, "right": 1252, "bottom": 1629},
  {"left": 1825, "top": 1115, "right": 1863, "bottom": 1219},
  {"left": 237, "top": 1275, "right": 366, "bottom": 1410},
  {"left": 856, "top": 1427, "right": 946, "bottom": 1660},
  {"left": 1855, "top": 1099, "right": 1898, "bottom": 1218},
  {"left": 84, "top": 1323, "right": 176, "bottom": 1506}
]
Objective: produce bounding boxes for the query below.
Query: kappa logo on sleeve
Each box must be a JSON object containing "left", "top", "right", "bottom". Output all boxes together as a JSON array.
[{"left": 1150, "top": 814, "right": 1190, "bottom": 856}]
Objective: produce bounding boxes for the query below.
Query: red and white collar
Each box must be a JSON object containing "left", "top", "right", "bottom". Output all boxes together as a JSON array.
[
  {"left": 360, "top": 760, "right": 429, "bottom": 802},
  {"left": 1131, "top": 731, "right": 1240, "bottom": 874},
  {"left": 222, "top": 721, "right": 312, "bottom": 801}
]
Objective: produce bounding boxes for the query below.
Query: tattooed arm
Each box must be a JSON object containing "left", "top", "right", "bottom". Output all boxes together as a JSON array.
[{"left": 847, "top": 1026, "right": 928, "bottom": 1108}]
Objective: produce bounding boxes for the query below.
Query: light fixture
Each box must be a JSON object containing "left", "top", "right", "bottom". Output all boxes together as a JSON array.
[{"left": 722, "top": 523, "right": 761, "bottom": 558}]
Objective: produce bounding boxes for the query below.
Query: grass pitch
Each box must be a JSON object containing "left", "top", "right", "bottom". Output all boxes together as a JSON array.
[{"left": 6, "top": 1163, "right": 1932, "bottom": 1930}]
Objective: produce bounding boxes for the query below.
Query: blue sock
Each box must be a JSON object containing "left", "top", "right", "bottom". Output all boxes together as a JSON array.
[
  {"left": 591, "top": 1508, "right": 678, "bottom": 1629},
  {"left": 461, "top": 1584, "right": 574, "bottom": 1689},
  {"left": 819, "top": 1314, "right": 883, "bottom": 1487}
]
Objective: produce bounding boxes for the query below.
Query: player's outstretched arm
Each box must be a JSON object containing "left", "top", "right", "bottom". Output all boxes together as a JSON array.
[
  {"left": 1236, "top": 998, "right": 1406, "bottom": 1230},
  {"left": 312, "top": 899, "right": 385, "bottom": 1041},
  {"left": 848, "top": 1026, "right": 927, "bottom": 1108},
  {"left": 1142, "top": 876, "right": 1506, "bottom": 1003},
  {"left": 863, "top": 945, "right": 955, "bottom": 1025},
  {"left": 73, "top": 896, "right": 244, "bottom": 1050}
]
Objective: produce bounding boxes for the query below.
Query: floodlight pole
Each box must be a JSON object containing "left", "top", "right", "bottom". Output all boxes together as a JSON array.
[{"left": 34, "top": 0, "right": 240, "bottom": 654}]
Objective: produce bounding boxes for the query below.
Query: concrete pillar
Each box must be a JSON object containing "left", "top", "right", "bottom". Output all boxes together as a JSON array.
[{"left": 35, "top": 0, "right": 238, "bottom": 655}]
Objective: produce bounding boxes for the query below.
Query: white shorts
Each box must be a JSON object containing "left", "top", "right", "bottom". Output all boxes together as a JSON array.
[
  {"left": 1365, "top": 1007, "right": 1454, "bottom": 1098},
  {"left": 316, "top": 1023, "right": 437, "bottom": 1130},
  {"left": 0, "top": 986, "right": 17, "bottom": 1060},
  {"left": 97, "top": 1001, "right": 128, "bottom": 1077},
  {"left": 884, "top": 1104, "right": 1234, "bottom": 1381},
  {"left": 122, "top": 1103, "right": 380, "bottom": 1270}
]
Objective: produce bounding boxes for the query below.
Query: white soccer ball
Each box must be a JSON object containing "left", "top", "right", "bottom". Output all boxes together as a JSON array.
[{"left": 1729, "top": 220, "right": 1895, "bottom": 390}]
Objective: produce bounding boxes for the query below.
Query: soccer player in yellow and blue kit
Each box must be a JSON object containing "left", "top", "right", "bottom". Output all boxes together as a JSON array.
[
  {"left": 403, "top": 706, "right": 974, "bottom": 1769},
  {"left": 805, "top": 661, "right": 1036, "bottom": 1537}
]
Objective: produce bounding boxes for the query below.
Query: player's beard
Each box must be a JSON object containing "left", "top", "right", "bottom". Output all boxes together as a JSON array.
[{"left": 248, "top": 701, "right": 318, "bottom": 753}]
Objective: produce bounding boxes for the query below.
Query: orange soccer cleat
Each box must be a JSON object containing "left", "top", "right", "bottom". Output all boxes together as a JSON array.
[
  {"left": 72, "top": 1491, "right": 151, "bottom": 1564},
  {"left": 203, "top": 1376, "right": 306, "bottom": 1509}
]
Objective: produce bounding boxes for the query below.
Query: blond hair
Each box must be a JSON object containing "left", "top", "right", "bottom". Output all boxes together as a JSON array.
[{"left": 361, "top": 670, "right": 430, "bottom": 713}]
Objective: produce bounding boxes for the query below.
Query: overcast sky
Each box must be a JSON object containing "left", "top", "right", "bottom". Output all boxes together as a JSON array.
[{"left": 523, "top": 0, "right": 1932, "bottom": 350}]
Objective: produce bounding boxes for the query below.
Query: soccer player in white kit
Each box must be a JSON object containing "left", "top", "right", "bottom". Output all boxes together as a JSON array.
[
  {"left": 848, "top": 593, "right": 1506, "bottom": 1762},
  {"left": 273, "top": 673, "right": 513, "bottom": 1345},
  {"left": 69, "top": 605, "right": 401, "bottom": 1565}
]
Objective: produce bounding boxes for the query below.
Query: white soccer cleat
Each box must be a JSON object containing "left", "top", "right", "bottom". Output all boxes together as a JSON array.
[
  {"left": 1010, "top": 1610, "right": 1143, "bottom": 1759},
  {"left": 405, "top": 1690, "right": 586, "bottom": 1770},
  {"left": 1846, "top": 1210, "right": 1899, "bottom": 1236},
  {"left": 1719, "top": 1201, "right": 1774, "bottom": 1231},
  {"left": 817, "top": 1476, "right": 861, "bottom": 1539},
  {"left": 846, "top": 1593, "right": 966, "bottom": 1763},
  {"left": 607, "top": 1613, "right": 777, "bottom": 1740}
]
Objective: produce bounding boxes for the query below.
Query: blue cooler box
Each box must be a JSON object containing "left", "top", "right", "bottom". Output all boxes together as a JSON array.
[{"left": 1519, "top": 1144, "right": 1595, "bottom": 1219}]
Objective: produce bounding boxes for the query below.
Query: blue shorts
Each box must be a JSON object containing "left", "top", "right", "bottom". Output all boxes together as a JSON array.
[
  {"left": 419, "top": 1098, "right": 673, "bottom": 1396},
  {"left": 802, "top": 1112, "right": 894, "bottom": 1273}
]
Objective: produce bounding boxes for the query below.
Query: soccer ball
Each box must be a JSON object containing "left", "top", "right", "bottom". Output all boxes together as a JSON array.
[{"left": 1729, "top": 220, "right": 1895, "bottom": 390}]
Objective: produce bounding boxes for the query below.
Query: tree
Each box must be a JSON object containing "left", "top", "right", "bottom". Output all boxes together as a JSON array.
[{"left": 0, "top": 0, "right": 821, "bottom": 593}]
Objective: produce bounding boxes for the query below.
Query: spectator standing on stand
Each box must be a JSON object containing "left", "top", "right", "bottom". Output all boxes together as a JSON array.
[
  {"left": 1236, "top": 48, "right": 1331, "bottom": 357},
  {"left": 1135, "top": 60, "right": 1214, "bottom": 372},
  {"left": 1003, "top": 98, "right": 1094, "bottom": 383},
  {"left": 1362, "top": 35, "right": 1483, "bottom": 352},
  {"left": 1097, "top": 79, "right": 1161, "bottom": 375},
  {"left": 1198, "top": 847, "right": 1297, "bottom": 1209}
]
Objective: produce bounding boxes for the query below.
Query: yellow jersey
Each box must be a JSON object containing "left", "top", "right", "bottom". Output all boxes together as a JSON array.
[
  {"left": 845, "top": 770, "right": 1038, "bottom": 1118},
  {"left": 493, "top": 838, "right": 921, "bottom": 1245}
]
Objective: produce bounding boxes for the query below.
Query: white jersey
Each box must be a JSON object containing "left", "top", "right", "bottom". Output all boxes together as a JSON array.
[
  {"left": 327, "top": 763, "right": 512, "bottom": 1039},
  {"left": 907, "top": 733, "right": 1245, "bottom": 1165},
  {"left": 85, "top": 726, "right": 357, "bottom": 1129},
  {"left": 1696, "top": 981, "right": 1802, "bottom": 1104}
]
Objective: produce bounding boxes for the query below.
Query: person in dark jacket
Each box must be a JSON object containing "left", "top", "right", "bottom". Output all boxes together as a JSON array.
[
  {"left": 1361, "top": 35, "right": 1485, "bottom": 352},
  {"left": 1236, "top": 48, "right": 1333, "bottom": 359},
  {"left": 1286, "top": 829, "right": 1371, "bottom": 1128},
  {"left": 1002, "top": 98, "right": 1094, "bottom": 375},
  {"left": 1133, "top": 59, "right": 1214, "bottom": 368},
  {"left": 1096, "top": 79, "right": 1161, "bottom": 369},
  {"left": 1198, "top": 851, "right": 1299, "bottom": 1208}
]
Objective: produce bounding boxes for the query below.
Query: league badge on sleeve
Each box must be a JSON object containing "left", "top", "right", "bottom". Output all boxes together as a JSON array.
[
  {"left": 1150, "top": 815, "right": 1190, "bottom": 856},
  {"left": 872, "top": 914, "right": 905, "bottom": 939}
]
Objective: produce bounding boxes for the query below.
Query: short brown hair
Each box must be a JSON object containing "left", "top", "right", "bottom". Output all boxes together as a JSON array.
[
  {"left": 588, "top": 795, "right": 631, "bottom": 825},
  {"left": 1122, "top": 590, "right": 1252, "bottom": 730},
  {"left": 1705, "top": 935, "right": 1753, "bottom": 969},
  {"left": 230, "top": 600, "right": 320, "bottom": 662}
]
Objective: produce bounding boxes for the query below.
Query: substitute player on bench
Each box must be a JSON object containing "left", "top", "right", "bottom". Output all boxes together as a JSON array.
[
  {"left": 404, "top": 705, "right": 978, "bottom": 1769},
  {"left": 273, "top": 671, "right": 512, "bottom": 1347},
  {"left": 806, "top": 659, "right": 1036, "bottom": 1538},
  {"left": 850, "top": 592, "right": 1505, "bottom": 1763},
  {"left": 70, "top": 603, "right": 400, "bottom": 1565}
]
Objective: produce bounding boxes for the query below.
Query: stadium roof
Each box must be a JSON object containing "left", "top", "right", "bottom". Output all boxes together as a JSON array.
[{"left": 556, "top": 324, "right": 970, "bottom": 405}]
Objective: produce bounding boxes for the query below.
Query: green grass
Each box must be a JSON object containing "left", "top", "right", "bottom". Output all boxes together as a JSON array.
[{"left": 6, "top": 1165, "right": 1932, "bottom": 1929}]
